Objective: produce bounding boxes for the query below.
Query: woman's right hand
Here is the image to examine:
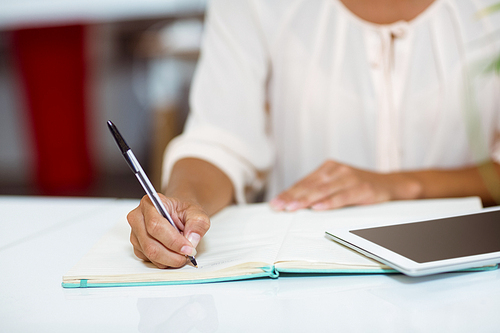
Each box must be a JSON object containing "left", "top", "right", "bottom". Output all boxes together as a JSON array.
[{"left": 127, "top": 194, "right": 211, "bottom": 268}]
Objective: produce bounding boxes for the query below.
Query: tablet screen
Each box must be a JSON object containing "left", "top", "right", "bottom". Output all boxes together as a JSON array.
[{"left": 350, "top": 209, "right": 500, "bottom": 263}]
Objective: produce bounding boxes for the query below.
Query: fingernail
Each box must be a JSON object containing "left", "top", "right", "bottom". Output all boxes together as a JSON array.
[
  {"left": 285, "top": 202, "right": 300, "bottom": 211},
  {"left": 187, "top": 233, "right": 201, "bottom": 248},
  {"left": 312, "top": 203, "right": 327, "bottom": 210},
  {"left": 269, "top": 198, "right": 285, "bottom": 210},
  {"left": 181, "top": 245, "right": 197, "bottom": 256}
]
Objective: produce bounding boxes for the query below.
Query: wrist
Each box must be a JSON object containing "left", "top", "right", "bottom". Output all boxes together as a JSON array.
[
  {"left": 388, "top": 173, "right": 424, "bottom": 200},
  {"left": 165, "top": 186, "right": 202, "bottom": 206}
]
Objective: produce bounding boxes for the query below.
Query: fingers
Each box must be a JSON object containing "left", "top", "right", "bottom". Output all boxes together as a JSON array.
[
  {"left": 160, "top": 194, "right": 210, "bottom": 250},
  {"left": 270, "top": 161, "right": 353, "bottom": 211},
  {"left": 270, "top": 161, "right": 391, "bottom": 211},
  {"left": 128, "top": 200, "right": 188, "bottom": 268},
  {"left": 127, "top": 195, "right": 209, "bottom": 268},
  {"left": 130, "top": 231, "right": 171, "bottom": 269},
  {"left": 310, "top": 182, "right": 384, "bottom": 210},
  {"left": 141, "top": 198, "right": 196, "bottom": 256}
]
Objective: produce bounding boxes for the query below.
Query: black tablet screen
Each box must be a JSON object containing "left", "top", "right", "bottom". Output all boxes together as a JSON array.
[{"left": 350, "top": 209, "right": 500, "bottom": 263}]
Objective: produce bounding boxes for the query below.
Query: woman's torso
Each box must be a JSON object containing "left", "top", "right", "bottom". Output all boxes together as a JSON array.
[{"left": 258, "top": 0, "right": 500, "bottom": 198}]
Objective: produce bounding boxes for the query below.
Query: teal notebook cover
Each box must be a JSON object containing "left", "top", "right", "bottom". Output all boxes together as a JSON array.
[
  {"left": 62, "top": 265, "right": 497, "bottom": 288},
  {"left": 62, "top": 265, "right": 399, "bottom": 288}
]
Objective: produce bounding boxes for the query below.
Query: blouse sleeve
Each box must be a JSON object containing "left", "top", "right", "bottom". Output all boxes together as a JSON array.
[{"left": 161, "top": 0, "right": 273, "bottom": 203}]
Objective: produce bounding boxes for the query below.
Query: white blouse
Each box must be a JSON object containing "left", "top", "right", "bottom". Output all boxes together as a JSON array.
[{"left": 162, "top": 0, "right": 500, "bottom": 203}]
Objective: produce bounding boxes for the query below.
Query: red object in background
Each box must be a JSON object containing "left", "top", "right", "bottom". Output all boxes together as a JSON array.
[{"left": 12, "top": 25, "right": 94, "bottom": 195}]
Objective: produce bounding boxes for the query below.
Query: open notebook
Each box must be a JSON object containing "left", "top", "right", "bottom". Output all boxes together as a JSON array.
[{"left": 62, "top": 197, "right": 490, "bottom": 288}]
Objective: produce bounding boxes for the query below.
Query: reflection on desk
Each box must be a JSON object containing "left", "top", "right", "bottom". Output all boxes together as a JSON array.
[
  {"left": 2, "top": 196, "right": 500, "bottom": 332},
  {"left": 137, "top": 295, "right": 218, "bottom": 333}
]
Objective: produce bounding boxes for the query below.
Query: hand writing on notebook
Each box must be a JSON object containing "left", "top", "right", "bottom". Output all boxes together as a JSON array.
[
  {"left": 127, "top": 158, "right": 233, "bottom": 268},
  {"left": 269, "top": 160, "right": 422, "bottom": 212},
  {"left": 127, "top": 194, "right": 209, "bottom": 268}
]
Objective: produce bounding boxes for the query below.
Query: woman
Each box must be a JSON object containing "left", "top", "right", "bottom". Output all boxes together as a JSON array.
[{"left": 128, "top": 0, "right": 500, "bottom": 268}]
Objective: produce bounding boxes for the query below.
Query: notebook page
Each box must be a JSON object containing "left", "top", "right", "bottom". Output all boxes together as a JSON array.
[
  {"left": 275, "top": 198, "right": 483, "bottom": 266},
  {"left": 64, "top": 203, "right": 292, "bottom": 283},
  {"left": 195, "top": 203, "right": 292, "bottom": 269}
]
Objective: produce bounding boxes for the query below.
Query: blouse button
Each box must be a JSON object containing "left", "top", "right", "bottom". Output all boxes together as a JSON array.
[{"left": 390, "top": 20, "right": 409, "bottom": 39}]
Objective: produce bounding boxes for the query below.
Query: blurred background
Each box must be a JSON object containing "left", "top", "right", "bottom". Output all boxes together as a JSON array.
[{"left": 0, "top": 0, "right": 207, "bottom": 198}]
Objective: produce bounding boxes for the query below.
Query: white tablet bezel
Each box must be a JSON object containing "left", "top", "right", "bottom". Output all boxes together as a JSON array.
[{"left": 325, "top": 206, "right": 500, "bottom": 276}]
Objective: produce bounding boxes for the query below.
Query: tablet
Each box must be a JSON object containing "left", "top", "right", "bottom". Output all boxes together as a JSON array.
[{"left": 326, "top": 206, "right": 500, "bottom": 276}]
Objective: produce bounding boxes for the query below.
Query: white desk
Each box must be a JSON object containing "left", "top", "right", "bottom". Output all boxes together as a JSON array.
[{"left": 1, "top": 196, "right": 500, "bottom": 332}]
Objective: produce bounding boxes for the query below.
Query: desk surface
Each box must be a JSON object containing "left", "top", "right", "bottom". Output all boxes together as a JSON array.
[{"left": 1, "top": 196, "right": 500, "bottom": 332}]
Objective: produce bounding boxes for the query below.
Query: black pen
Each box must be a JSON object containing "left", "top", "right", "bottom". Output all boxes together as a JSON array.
[{"left": 107, "top": 120, "right": 198, "bottom": 268}]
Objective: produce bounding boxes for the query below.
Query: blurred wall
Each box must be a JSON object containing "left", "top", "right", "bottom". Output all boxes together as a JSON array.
[
  {"left": 0, "top": 14, "right": 203, "bottom": 197},
  {"left": 0, "top": 31, "right": 31, "bottom": 186}
]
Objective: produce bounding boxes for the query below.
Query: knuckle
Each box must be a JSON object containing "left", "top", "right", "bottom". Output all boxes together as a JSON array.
[
  {"left": 318, "top": 161, "right": 335, "bottom": 176},
  {"left": 130, "top": 233, "right": 138, "bottom": 247},
  {"left": 187, "top": 208, "right": 211, "bottom": 226},
  {"left": 337, "top": 165, "right": 351, "bottom": 175},
  {"left": 145, "top": 216, "right": 163, "bottom": 236},
  {"left": 195, "top": 216, "right": 211, "bottom": 232},
  {"left": 319, "top": 172, "right": 332, "bottom": 183},
  {"left": 322, "top": 160, "right": 335, "bottom": 169},
  {"left": 140, "top": 194, "right": 149, "bottom": 204},
  {"left": 126, "top": 210, "right": 139, "bottom": 227},
  {"left": 139, "top": 195, "right": 150, "bottom": 209},
  {"left": 143, "top": 243, "right": 160, "bottom": 262}
]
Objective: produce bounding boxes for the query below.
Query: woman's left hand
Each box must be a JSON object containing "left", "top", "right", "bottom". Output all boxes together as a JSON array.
[{"left": 269, "top": 160, "right": 422, "bottom": 211}]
